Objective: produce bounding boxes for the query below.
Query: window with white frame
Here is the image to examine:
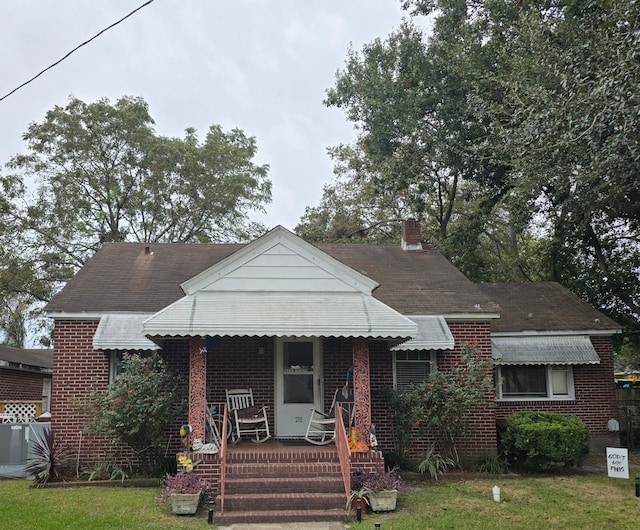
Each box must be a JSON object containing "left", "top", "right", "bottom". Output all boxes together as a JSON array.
[
  {"left": 495, "top": 365, "right": 574, "bottom": 400},
  {"left": 393, "top": 350, "right": 437, "bottom": 390}
]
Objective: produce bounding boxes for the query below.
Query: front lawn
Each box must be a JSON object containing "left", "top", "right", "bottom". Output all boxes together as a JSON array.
[{"left": 1, "top": 461, "right": 639, "bottom": 529}]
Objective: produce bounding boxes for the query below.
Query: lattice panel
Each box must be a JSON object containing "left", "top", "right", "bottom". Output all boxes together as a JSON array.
[{"left": 4, "top": 402, "right": 36, "bottom": 423}]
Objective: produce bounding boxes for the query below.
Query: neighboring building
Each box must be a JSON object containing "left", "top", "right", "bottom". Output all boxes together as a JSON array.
[
  {"left": 43, "top": 221, "right": 621, "bottom": 468},
  {"left": 0, "top": 344, "right": 52, "bottom": 421}
]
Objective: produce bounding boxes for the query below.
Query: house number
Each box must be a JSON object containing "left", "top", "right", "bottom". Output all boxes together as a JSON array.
[{"left": 295, "top": 416, "right": 303, "bottom": 423}]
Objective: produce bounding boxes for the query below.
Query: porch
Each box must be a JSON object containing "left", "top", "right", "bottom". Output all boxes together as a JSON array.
[{"left": 183, "top": 406, "right": 383, "bottom": 525}]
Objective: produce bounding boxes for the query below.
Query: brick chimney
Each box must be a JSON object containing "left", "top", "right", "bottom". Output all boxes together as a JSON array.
[{"left": 402, "top": 218, "right": 422, "bottom": 251}]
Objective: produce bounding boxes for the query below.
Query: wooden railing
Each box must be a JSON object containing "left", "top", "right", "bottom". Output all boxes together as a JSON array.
[
  {"left": 334, "top": 402, "right": 351, "bottom": 498},
  {"left": 219, "top": 402, "right": 229, "bottom": 515}
]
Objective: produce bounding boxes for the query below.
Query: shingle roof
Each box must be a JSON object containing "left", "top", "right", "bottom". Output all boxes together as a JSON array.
[
  {"left": 45, "top": 240, "right": 499, "bottom": 316},
  {"left": 0, "top": 344, "right": 53, "bottom": 369},
  {"left": 477, "top": 282, "right": 620, "bottom": 333}
]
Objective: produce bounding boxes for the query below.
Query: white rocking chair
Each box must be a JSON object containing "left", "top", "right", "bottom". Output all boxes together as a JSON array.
[
  {"left": 225, "top": 388, "right": 271, "bottom": 443},
  {"left": 304, "top": 386, "right": 354, "bottom": 445}
]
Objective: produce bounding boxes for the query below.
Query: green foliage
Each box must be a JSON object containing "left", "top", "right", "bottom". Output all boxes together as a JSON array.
[
  {"left": 81, "top": 456, "right": 131, "bottom": 483},
  {"left": 24, "top": 427, "right": 74, "bottom": 486},
  {"left": 500, "top": 411, "right": 590, "bottom": 471},
  {"left": 474, "top": 453, "right": 509, "bottom": 476},
  {"left": 81, "top": 352, "right": 184, "bottom": 475},
  {"left": 1, "top": 95, "right": 271, "bottom": 343},
  {"left": 314, "top": 0, "right": 640, "bottom": 334},
  {"left": 384, "top": 342, "right": 493, "bottom": 466},
  {"left": 416, "top": 445, "right": 455, "bottom": 480}
]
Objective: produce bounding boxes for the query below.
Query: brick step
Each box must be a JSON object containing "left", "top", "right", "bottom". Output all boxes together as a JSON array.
[
  {"left": 214, "top": 508, "right": 349, "bottom": 526},
  {"left": 226, "top": 462, "right": 341, "bottom": 478},
  {"left": 220, "top": 491, "right": 345, "bottom": 512},
  {"left": 226, "top": 448, "right": 339, "bottom": 464},
  {"left": 225, "top": 476, "right": 344, "bottom": 495}
]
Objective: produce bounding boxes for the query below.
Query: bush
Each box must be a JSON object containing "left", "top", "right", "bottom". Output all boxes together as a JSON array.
[
  {"left": 81, "top": 352, "right": 185, "bottom": 475},
  {"left": 500, "top": 411, "right": 589, "bottom": 471}
]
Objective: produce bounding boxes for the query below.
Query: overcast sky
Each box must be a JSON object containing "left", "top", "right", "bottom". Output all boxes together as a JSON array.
[{"left": 0, "top": 0, "right": 428, "bottom": 231}]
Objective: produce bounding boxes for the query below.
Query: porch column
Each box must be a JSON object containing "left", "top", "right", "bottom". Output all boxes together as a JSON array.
[
  {"left": 352, "top": 337, "right": 372, "bottom": 444},
  {"left": 189, "top": 337, "right": 207, "bottom": 442}
]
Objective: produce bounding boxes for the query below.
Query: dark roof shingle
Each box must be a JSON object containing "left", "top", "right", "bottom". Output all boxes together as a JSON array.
[{"left": 478, "top": 282, "right": 620, "bottom": 333}]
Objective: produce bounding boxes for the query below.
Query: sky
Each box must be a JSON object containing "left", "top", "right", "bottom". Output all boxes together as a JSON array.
[{"left": 0, "top": 0, "right": 426, "bottom": 231}]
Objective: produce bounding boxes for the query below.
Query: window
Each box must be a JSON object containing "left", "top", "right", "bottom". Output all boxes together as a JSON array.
[
  {"left": 393, "top": 351, "right": 437, "bottom": 390},
  {"left": 109, "top": 352, "right": 124, "bottom": 383},
  {"left": 495, "top": 365, "right": 574, "bottom": 400}
]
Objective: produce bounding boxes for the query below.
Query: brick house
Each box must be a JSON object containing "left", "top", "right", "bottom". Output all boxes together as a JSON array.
[
  {"left": 43, "top": 221, "right": 620, "bottom": 518},
  {"left": 0, "top": 344, "right": 52, "bottom": 421}
]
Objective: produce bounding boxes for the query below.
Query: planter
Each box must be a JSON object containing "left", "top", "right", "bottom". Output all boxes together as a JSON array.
[
  {"left": 170, "top": 493, "right": 201, "bottom": 515},
  {"left": 368, "top": 489, "right": 398, "bottom": 512},
  {"left": 350, "top": 496, "right": 369, "bottom": 515}
]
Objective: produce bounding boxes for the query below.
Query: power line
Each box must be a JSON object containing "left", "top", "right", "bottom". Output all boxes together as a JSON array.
[{"left": 0, "top": 0, "right": 156, "bottom": 103}]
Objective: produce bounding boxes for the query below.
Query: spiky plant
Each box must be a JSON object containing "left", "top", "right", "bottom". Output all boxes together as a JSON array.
[{"left": 24, "top": 427, "right": 74, "bottom": 486}]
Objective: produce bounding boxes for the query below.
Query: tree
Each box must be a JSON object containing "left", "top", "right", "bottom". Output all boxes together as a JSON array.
[
  {"left": 317, "top": 0, "right": 639, "bottom": 337},
  {"left": 1, "top": 95, "right": 271, "bottom": 343}
]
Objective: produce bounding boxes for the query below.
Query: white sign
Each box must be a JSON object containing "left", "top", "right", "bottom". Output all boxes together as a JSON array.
[{"left": 606, "top": 447, "right": 629, "bottom": 479}]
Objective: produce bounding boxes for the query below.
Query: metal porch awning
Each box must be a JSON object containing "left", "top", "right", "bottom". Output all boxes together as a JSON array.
[
  {"left": 93, "top": 314, "right": 160, "bottom": 351},
  {"left": 492, "top": 335, "right": 600, "bottom": 365},
  {"left": 391, "top": 316, "right": 454, "bottom": 351},
  {"left": 142, "top": 291, "right": 418, "bottom": 339}
]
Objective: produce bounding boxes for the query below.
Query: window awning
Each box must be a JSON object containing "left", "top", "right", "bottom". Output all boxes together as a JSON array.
[
  {"left": 142, "top": 291, "right": 417, "bottom": 339},
  {"left": 492, "top": 336, "right": 600, "bottom": 365},
  {"left": 391, "top": 316, "right": 454, "bottom": 351},
  {"left": 93, "top": 314, "right": 160, "bottom": 351}
]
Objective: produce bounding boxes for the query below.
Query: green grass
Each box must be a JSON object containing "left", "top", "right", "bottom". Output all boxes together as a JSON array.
[
  {"left": 0, "top": 480, "right": 210, "bottom": 529},
  {"left": 2, "top": 463, "right": 640, "bottom": 529},
  {"left": 355, "top": 471, "right": 640, "bottom": 530}
]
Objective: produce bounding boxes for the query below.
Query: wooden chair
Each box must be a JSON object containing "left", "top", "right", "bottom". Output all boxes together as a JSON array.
[
  {"left": 304, "top": 386, "right": 354, "bottom": 445},
  {"left": 225, "top": 388, "right": 271, "bottom": 443}
]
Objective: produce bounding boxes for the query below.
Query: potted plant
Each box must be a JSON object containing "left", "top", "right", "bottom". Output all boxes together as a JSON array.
[
  {"left": 161, "top": 454, "right": 208, "bottom": 515},
  {"left": 362, "top": 466, "right": 402, "bottom": 512},
  {"left": 347, "top": 471, "right": 371, "bottom": 514}
]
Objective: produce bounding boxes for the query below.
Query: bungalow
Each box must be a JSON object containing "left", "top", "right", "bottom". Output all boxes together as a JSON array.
[
  {"left": 44, "top": 221, "right": 620, "bottom": 471},
  {"left": 0, "top": 344, "right": 52, "bottom": 422}
]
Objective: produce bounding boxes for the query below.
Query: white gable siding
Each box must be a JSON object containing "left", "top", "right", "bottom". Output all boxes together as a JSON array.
[{"left": 201, "top": 242, "right": 361, "bottom": 292}]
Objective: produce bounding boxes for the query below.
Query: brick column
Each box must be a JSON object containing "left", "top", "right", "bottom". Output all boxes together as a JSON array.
[
  {"left": 352, "top": 337, "right": 372, "bottom": 444},
  {"left": 189, "top": 337, "right": 207, "bottom": 442}
]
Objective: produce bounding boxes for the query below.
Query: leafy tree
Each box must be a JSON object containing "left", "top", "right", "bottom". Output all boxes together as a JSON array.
[
  {"left": 1, "top": 95, "right": 271, "bottom": 343},
  {"left": 315, "top": 0, "right": 639, "bottom": 348},
  {"left": 82, "top": 352, "right": 184, "bottom": 475}
]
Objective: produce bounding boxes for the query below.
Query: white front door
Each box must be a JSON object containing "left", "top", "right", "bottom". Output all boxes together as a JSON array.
[{"left": 275, "top": 337, "right": 322, "bottom": 437}]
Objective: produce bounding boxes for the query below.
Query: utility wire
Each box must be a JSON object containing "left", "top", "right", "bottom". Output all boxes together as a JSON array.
[{"left": 0, "top": 0, "right": 156, "bottom": 102}]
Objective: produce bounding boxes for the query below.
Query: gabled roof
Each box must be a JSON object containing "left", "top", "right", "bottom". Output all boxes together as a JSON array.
[
  {"left": 45, "top": 228, "right": 498, "bottom": 317},
  {"left": 478, "top": 282, "right": 620, "bottom": 334},
  {"left": 142, "top": 227, "right": 417, "bottom": 339},
  {"left": 0, "top": 344, "right": 53, "bottom": 371}
]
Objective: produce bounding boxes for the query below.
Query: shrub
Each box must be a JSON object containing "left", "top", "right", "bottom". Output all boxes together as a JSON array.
[
  {"left": 24, "top": 426, "right": 74, "bottom": 486},
  {"left": 81, "top": 352, "right": 185, "bottom": 475},
  {"left": 417, "top": 445, "right": 455, "bottom": 480},
  {"left": 500, "top": 411, "right": 589, "bottom": 471}
]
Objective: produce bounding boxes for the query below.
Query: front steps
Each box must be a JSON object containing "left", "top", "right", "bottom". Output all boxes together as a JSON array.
[{"left": 215, "top": 444, "right": 349, "bottom": 525}]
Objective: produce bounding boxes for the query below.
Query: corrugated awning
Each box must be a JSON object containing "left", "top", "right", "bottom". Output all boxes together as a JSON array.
[
  {"left": 492, "top": 336, "right": 600, "bottom": 365},
  {"left": 391, "top": 316, "right": 454, "bottom": 351},
  {"left": 93, "top": 314, "right": 160, "bottom": 351},
  {"left": 142, "top": 291, "right": 417, "bottom": 339}
]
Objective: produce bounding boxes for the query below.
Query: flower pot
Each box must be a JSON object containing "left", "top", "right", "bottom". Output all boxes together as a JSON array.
[
  {"left": 170, "top": 493, "right": 201, "bottom": 515},
  {"left": 368, "top": 489, "right": 398, "bottom": 512},
  {"left": 350, "top": 496, "right": 369, "bottom": 515}
]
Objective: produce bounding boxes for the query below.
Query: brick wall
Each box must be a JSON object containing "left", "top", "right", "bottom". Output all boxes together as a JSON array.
[
  {"left": 0, "top": 368, "right": 49, "bottom": 401},
  {"left": 51, "top": 319, "right": 109, "bottom": 463},
  {"left": 51, "top": 321, "right": 190, "bottom": 466},
  {"left": 495, "top": 335, "right": 618, "bottom": 449}
]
